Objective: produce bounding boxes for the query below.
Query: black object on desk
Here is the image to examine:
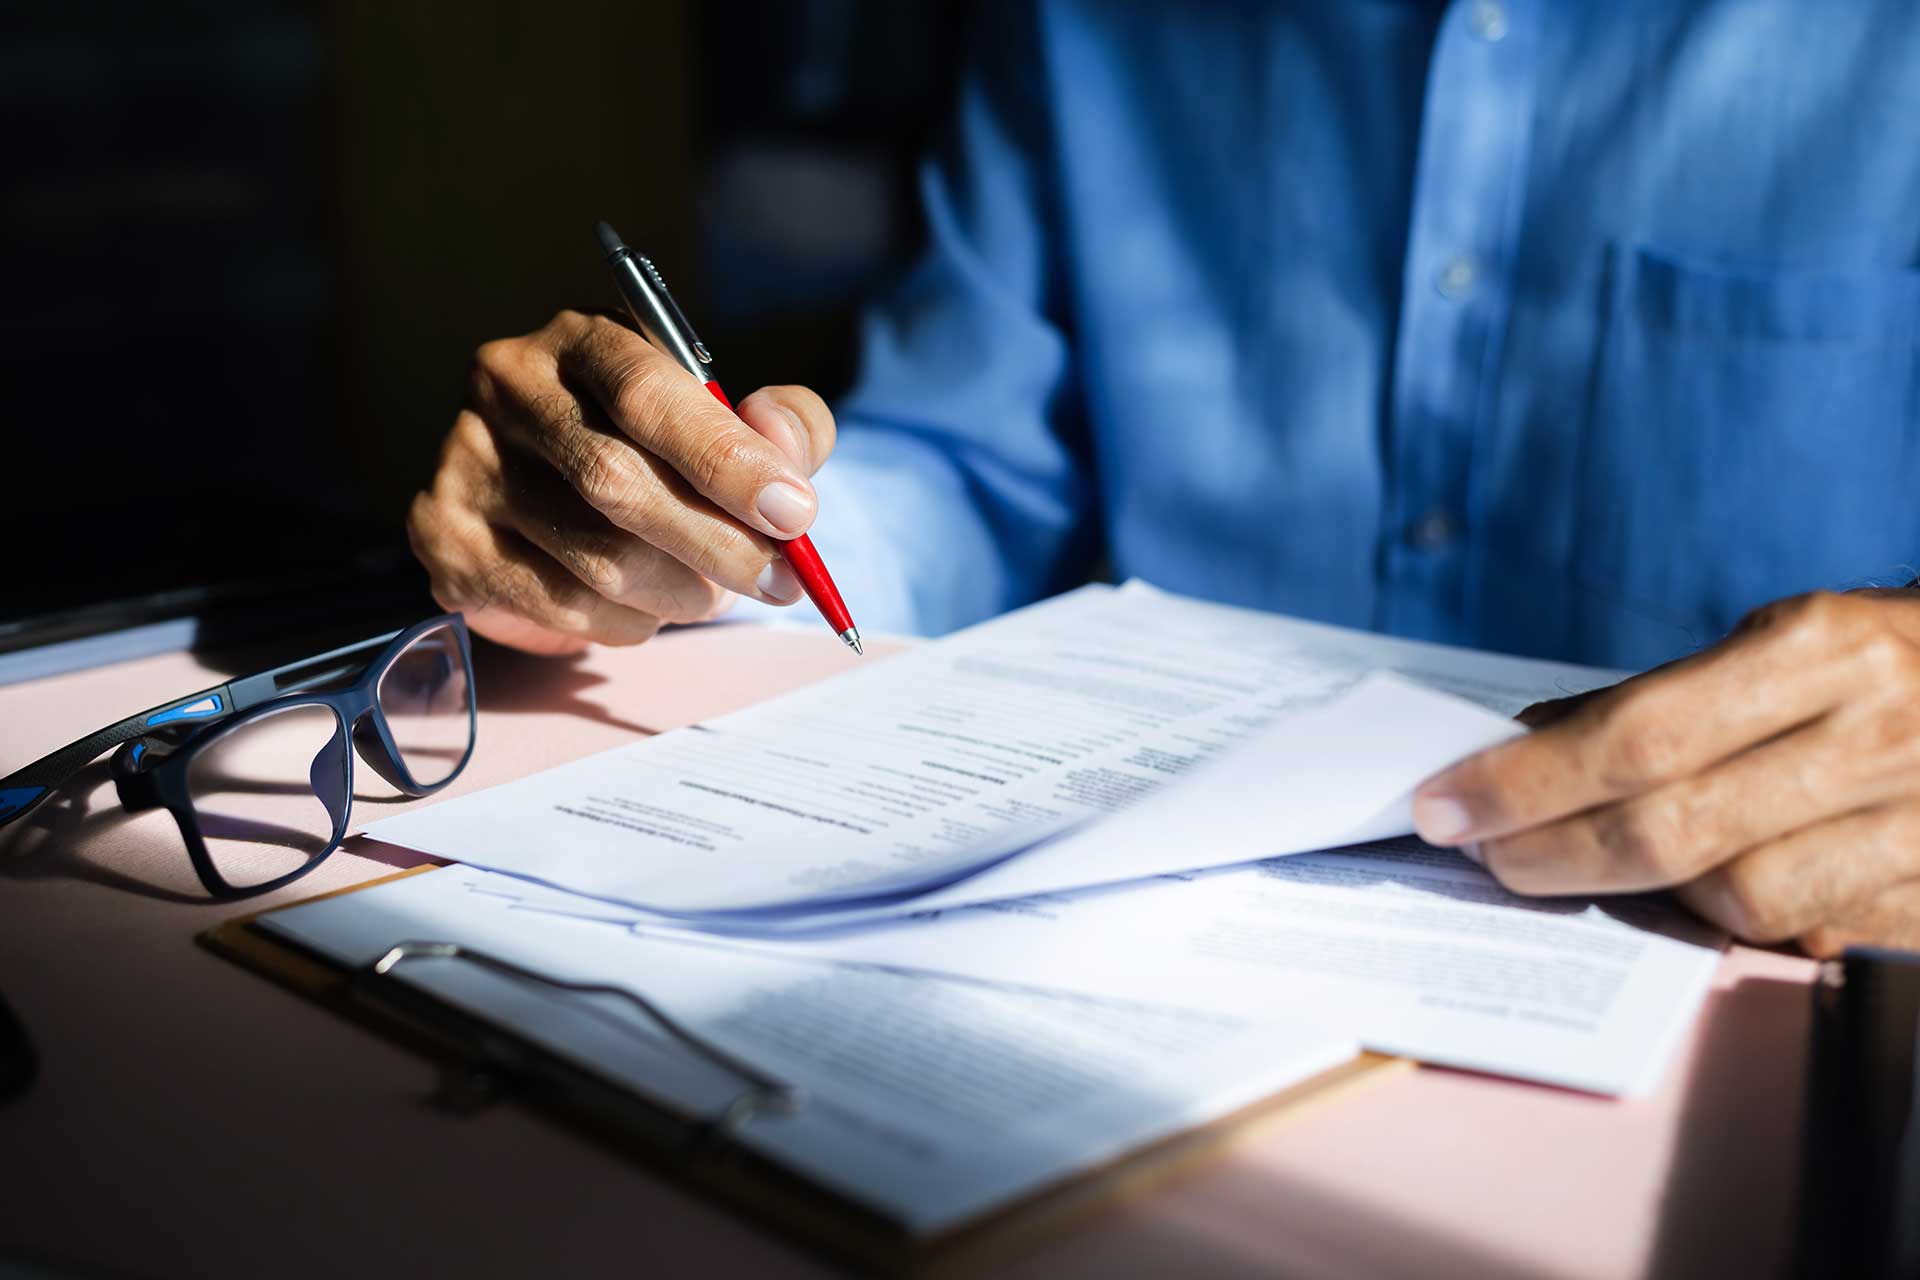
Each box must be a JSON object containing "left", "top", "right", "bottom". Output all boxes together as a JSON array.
[
  {"left": 0, "top": 986, "right": 36, "bottom": 1103},
  {"left": 1798, "top": 946, "right": 1920, "bottom": 1279}
]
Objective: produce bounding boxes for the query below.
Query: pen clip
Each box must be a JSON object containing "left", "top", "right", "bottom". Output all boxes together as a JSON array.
[
  {"left": 595, "top": 221, "right": 716, "bottom": 380},
  {"left": 631, "top": 253, "right": 713, "bottom": 371}
]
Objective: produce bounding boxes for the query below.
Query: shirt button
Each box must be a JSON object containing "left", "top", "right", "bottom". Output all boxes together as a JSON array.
[
  {"left": 1434, "top": 255, "right": 1478, "bottom": 299},
  {"left": 1412, "top": 508, "right": 1459, "bottom": 549},
  {"left": 1469, "top": 0, "right": 1510, "bottom": 42}
]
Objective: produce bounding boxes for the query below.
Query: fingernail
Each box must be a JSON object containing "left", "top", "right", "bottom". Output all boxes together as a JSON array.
[
  {"left": 756, "top": 559, "right": 802, "bottom": 603},
  {"left": 755, "top": 482, "right": 815, "bottom": 538},
  {"left": 1412, "top": 793, "right": 1474, "bottom": 844}
]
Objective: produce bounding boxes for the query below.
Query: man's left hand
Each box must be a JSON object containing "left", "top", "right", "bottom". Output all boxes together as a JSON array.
[{"left": 1411, "top": 589, "right": 1920, "bottom": 956}]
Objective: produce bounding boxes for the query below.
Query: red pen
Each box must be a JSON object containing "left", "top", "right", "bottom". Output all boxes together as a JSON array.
[{"left": 594, "top": 221, "right": 861, "bottom": 655}]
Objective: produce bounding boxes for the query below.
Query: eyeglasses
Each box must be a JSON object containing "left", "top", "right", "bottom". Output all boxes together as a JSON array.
[{"left": 0, "top": 615, "right": 476, "bottom": 898}]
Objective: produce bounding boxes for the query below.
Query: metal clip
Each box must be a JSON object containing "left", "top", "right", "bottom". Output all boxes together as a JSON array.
[{"left": 360, "top": 940, "right": 802, "bottom": 1143}]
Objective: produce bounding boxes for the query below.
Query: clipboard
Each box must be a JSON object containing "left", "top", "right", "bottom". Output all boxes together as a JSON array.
[{"left": 201, "top": 866, "right": 1410, "bottom": 1275}]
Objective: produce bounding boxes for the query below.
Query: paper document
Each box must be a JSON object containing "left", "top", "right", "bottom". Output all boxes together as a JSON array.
[
  {"left": 465, "top": 839, "right": 1723, "bottom": 1096},
  {"left": 749, "top": 674, "right": 1528, "bottom": 932},
  {"left": 261, "top": 868, "right": 1357, "bottom": 1233},
  {"left": 368, "top": 582, "right": 1621, "bottom": 918}
]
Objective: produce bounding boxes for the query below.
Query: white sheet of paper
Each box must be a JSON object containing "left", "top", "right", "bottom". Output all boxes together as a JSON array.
[
  {"left": 460, "top": 837, "right": 1723, "bottom": 1096},
  {"left": 744, "top": 673, "right": 1529, "bottom": 932},
  {"left": 260, "top": 867, "right": 1356, "bottom": 1233},
  {"left": 366, "top": 582, "right": 1621, "bottom": 919}
]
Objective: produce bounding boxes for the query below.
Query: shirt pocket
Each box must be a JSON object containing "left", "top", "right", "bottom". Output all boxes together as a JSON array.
[{"left": 1572, "top": 243, "right": 1920, "bottom": 668}]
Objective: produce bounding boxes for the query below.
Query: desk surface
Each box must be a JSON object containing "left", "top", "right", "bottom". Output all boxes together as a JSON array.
[{"left": 0, "top": 623, "right": 1812, "bottom": 1278}]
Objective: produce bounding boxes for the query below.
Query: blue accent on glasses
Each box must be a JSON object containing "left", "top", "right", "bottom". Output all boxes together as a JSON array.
[
  {"left": 0, "top": 787, "right": 46, "bottom": 821},
  {"left": 145, "top": 694, "right": 225, "bottom": 727}
]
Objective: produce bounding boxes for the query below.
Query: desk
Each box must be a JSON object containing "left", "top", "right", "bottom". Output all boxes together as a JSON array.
[{"left": 0, "top": 624, "right": 1812, "bottom": 1278}]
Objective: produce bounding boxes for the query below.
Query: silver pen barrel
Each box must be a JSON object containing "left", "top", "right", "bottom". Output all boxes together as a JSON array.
[{"left": 594, "top": 221, "right": 717, "bottom": 383}]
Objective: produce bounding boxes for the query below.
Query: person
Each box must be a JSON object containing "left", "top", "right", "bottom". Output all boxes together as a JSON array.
[{"left": 406, "top": 1, "right": 1920, "bottom": 955}]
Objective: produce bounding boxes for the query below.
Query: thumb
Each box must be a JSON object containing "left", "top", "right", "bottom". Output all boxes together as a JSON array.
[{"left": 735, "top": 385, "right": 838, "bottom": 477}]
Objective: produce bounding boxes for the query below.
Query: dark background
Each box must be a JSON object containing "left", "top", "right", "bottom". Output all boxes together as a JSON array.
[{"left": 0, "top": 0, "right": 967, "bottom": 649}]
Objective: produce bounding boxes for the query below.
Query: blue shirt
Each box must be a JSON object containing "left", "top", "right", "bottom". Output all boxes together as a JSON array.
[{"left": 800, "top": 0, "right": 1920, "bottom": 670}]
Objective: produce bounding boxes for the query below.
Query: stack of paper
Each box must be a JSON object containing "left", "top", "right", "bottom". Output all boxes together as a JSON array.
[
  {"left": 365, "top": 582, "right": 1726, "bottom": 1097},
  {"left": 263, "top": 868, "right": 1361, "bottom": 1235}
]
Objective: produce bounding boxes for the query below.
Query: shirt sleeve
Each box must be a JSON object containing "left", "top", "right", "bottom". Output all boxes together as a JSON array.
[{"left": 773, "top": 3, "right": 1096, "bottom": 638}]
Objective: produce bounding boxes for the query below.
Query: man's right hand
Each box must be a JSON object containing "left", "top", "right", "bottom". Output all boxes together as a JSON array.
[{"left": 408, "top": 310, "right": 838, "bottom": 654}]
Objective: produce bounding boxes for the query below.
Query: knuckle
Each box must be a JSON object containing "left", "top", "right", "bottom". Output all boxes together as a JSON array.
[
  {"left": 1866, "top": 808, "right": 1920, "bottom": 877},
  {"left": 594, "top": 333, "right": 668, "bottom": 416},
  {"left": 406, "top": 493, "right": 473, "bottom": 569},
  {"left": 562, "top": 435, "right": 643, "bottom": 518},
  {"left": 651, "top": 521, "right": 721, "bottom": 577},
  {"left": 690, "top": 528, "right": 768, "bottom": 589},
  {"left": 1892, "top": 644, "right": 1920, "bottom": 689},
  {"left": 405, "top": 491, "right": 438, "bottom": 546},
  {"left": 1786, "top": 591, "right": 1848, "bottom": 640},
  {"left": 1597, "top": 702, "right": 1684, "bottom": 787},
  {"left": 580, "top": 310, "right": 628, "bottom": 346},
  {"left": 440, "top": 411, "right": 493, "bottom": 476},
  {"left": 687, "top": 431, "right": 760, "bottom": 496},
  {"left": 436, "top": 563, "right": 491, "bottom": 614},
  {"left": 1720, "top": 860, "right": 1795, "bottom": 942},
  {"left": 1795, "top": 589, "right": 1845, "bottom": 622},
  {"left": 658, "top": 578, "right": 730, "bottom": 626},
  {"left": 553, "top": 535, "right": 626, "bottom": 596},
  {"left": 544, "top": 309, "right": 598, "bottom": 351},
  {"left": 530, "top": 390, "right": 587, "bottom": 441},
  {"left": 476, "top": 562, "right": 522, "bottom": 617},
  {"left": 469, "top": 338, "right": 522, "bottom": 400},
  {"left": 1845, "top": 705, "right": 1920, "bottom": 798},
  {"left": 1738, "top": 592, "right": 1825, "bottom": 640},
  {"left": 506, "top": 563, "right": 593, "bottom": 633},
  {"left": 1597, "top": 802, "right": 1687, "bottom": 882},
  {"left": 611, "top": 369, "right": 671, "bottom": 435},
  {"left": 423, "top": 551, "right": 489, "bottom": 618},
  {"left": 449, "top": 407, "right": 489, "bottom": 452},
  {"left": 1857, "top": 632, "right": 1920, "bottom": 685},
  {"left": 546, "top": 576, "right": 600, "bottom": 628},
  {"left": 425, "top": 577, "right": 465, "bottom": 616}
]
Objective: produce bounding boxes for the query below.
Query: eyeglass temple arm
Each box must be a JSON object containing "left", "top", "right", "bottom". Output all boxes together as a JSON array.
[
  {"left": 0, "top": 629, "right": 410, "bottom": 831},
  {"left": 238, "top": 628, "right": 405, "bottom": 702},
  {"left": 0, "top": 680, "right": 241, "bottom": 829}
]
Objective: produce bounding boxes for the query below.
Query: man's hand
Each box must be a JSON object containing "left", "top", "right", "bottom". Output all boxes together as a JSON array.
[
  {"left": 1411, "top": 589, "right": 1920, "bottom": 955},
  {"left": 408, "top": 310, "right": 837, "bottom": 654}
]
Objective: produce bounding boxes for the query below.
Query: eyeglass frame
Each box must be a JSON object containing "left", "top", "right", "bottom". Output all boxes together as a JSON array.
[{"left": 0, "top": 613, "right": 476, "bottom": 898}]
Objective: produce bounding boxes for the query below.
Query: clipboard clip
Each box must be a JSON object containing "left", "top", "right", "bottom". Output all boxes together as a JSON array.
[{"left": 356, "top": 940, "right": 804, "bottom": 1147}]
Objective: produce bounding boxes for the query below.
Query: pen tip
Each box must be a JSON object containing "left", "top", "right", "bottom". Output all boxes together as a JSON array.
[
  {"left": 593, "top": 220, "right": 626, "bottom": 260},
  {"left": 839, "top": 627, "right": 863, "bottom": 657}
]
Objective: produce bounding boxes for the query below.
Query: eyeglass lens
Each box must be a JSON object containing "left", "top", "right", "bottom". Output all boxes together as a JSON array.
[
  {"left": 376, "top": 623, "right": 472, "bottom": 788},
  {"left": 184, "top": 702, "right": 347, "bottom": 889}
]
